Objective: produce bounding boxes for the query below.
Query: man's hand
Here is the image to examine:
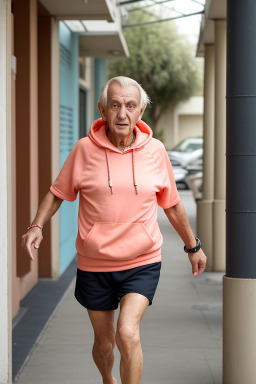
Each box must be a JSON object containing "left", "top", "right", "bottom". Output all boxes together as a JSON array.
[
  {"left": 21, "top": 228, "right": 43, "bottom": 261},
  {"left": 188, "top": 248, "right": 207, "bottom": 277},
  {"left": 164, "top": 202, "right": 208, "bottom": 277}
]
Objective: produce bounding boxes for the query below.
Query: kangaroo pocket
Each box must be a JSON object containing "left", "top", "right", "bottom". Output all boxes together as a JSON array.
[{"left": 83, "top": 222, "right": 155, "bottom": 261}]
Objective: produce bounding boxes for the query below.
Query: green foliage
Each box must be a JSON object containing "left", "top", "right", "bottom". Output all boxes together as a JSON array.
[{"left": 108, "top": 11, "right": 202, "bottom": 132}]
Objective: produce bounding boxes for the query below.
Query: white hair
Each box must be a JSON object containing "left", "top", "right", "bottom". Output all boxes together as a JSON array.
[{"left": 99, "top": 76, "right": 151, "bottom": 110}]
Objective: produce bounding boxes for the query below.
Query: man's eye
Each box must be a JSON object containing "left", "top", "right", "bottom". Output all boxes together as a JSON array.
[
  {"left": 128, "top": 104, "right": 134, "bottom": 109},
  {"left": 112, "top": 104, "right": 118, "bottom": 108}
]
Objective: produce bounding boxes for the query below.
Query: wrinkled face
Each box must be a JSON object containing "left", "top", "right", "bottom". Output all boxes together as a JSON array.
[{"left": 98, "top": 82, "right": 146, "bottom": 138}]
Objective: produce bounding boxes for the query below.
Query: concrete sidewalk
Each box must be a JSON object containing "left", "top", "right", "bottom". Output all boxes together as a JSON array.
[{"left": 14, "top": 191, "right": 223, "bottom": 384}]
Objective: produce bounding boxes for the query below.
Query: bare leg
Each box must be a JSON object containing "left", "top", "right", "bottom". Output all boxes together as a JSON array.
[
  {"left": 115, "top": 293, "right": 149, "bottom": 384},
  {"left": 87, "top": 309, "right": 117, "bottom": 384}
]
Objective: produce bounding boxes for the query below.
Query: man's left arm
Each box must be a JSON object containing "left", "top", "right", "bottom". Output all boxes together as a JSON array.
[{"left": 164, "top": 201, "right": 207, "bottom": 277}]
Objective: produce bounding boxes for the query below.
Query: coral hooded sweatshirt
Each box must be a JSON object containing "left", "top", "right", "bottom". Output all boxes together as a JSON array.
[{"left": 50, "top": 118, "right": 181, "bottom": 272}]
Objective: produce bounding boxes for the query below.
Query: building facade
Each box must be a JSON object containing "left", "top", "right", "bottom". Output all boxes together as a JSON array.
[
  {"left": 157, "top": 95, "right": 204, "bottom": 150},
  {"left": 0, "top": 1, "right": 128, "bottom": 382}
]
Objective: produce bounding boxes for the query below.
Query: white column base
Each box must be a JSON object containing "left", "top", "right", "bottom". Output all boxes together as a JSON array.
[
  {"left": 213, "top": 199, "right": 226, "bottom": 272},
  {"left": 223, "top": 277, "right": 256, "bottom": 384},
  {"left": 197, "top": 199, "right": 213, "bottom": 270}
]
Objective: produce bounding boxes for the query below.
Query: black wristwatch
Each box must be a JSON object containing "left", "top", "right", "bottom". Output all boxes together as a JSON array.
[{"left": 184, "top": 238, "right": 201, "bottom": 254}]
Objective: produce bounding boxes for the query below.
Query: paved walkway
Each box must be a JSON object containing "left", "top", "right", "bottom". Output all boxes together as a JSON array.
[{"left": 14, "top": 191, "right": 223, "bottom": 384}]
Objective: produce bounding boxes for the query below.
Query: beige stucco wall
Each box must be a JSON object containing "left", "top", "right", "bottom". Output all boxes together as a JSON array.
[
  {"left": 157, "top": 107, "right": 175, "bottom": 149},
  {"left": 178, "top": 115, "right": 203, "bottom": 142},
  {"left": 158, "top": 96, "right": 203, "bottom": 150}
]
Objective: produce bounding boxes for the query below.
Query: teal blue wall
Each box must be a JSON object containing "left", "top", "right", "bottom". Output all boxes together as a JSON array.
[
  {"left": 94, "top": 58, "right": 107, "bottom": 120},
  {"left": 59, "top": 22, "right": 79, "bottom": 274}
]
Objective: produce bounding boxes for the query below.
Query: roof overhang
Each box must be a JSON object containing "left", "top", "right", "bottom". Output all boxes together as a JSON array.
[
  {"left": 197, "top": 0, "right": 227, "bottom": 56},
  {"left": 39, "top": 0, "right": 117, "bottom": 22},
  {"left": 79, "top": 31, "right": 130, "bottom": 58}
]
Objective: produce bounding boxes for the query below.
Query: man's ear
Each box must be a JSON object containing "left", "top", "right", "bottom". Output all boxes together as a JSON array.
[
  {"left": 139, "top": 105, "right": 147, "bottom": 121},
  {"left": 98, "top": 102, "right": 107, "bottom": 121}
]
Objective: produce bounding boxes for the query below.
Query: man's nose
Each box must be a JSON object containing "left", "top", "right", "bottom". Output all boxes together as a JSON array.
[{"left": 118, "top": 105, "right": 126, "bottom": 119}]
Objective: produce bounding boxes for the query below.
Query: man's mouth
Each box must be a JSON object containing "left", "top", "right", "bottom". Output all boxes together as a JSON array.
[{"left": 116, "top": 123, "right": 128, "bottom": 127}]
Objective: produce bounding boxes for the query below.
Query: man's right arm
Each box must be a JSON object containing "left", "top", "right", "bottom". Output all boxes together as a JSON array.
[{"left": 21, "top": 191, "right": 63, "bottom": 261}]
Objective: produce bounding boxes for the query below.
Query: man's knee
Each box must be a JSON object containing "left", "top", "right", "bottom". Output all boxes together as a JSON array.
[
  {"left": 93, "top": 335, "right": 115, "bottom": 360},
  {"left": 115, "top": 324, "right": 140, "bottom": 358}
]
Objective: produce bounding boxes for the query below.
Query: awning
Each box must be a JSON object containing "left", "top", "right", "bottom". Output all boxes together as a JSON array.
[
  {"left": 64, "top": 20, "right": 130, "bottom": 58},
  {"left": 79, "top": 32, "right": 130, "bottom": 58},
  {"left": 39, "top": 0, "right": 117, "bottom": 22},
  {"left": 197, "top": 0, "right": 226, "bottom": 56}
]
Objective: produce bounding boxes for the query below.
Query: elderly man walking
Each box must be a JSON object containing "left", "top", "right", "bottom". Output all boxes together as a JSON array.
[{"left": 22, "top": 76, "right": 207, "bottom": 384}]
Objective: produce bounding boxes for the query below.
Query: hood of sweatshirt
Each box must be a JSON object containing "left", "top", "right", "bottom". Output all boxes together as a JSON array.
[
  {"left": 88, "top": 118, "right": 153, "bottom": 194},
  {"left": 88, "top": 118, "right": 152, "bottom": 151}
]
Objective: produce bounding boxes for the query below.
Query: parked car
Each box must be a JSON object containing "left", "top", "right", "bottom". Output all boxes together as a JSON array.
[
  {"left": 167, "top": 137, "right": 203, "bottom": 189},
  {"left": 185, "top": 171, "right": 203, "bottom": 201}
]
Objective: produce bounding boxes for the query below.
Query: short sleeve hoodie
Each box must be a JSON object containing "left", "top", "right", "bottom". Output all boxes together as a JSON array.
[{"left": 50, "top": 118, "right": 181, "bottom": 272}]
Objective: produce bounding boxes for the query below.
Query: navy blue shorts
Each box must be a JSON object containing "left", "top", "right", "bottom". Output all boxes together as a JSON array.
[{"left": 74, "top": 262, "right": 161, "bottom": 311}]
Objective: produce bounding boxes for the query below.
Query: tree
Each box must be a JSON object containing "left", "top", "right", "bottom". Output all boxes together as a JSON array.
[{"left": 108, "top": 11, "right": 202, "bottom": 134}]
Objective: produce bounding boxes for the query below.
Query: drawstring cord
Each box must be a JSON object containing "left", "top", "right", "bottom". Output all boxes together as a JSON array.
[
  {"left": 132, "top": 149, "right": 138, "bottom": 195},
  {"left": 105, "top": 149, "right": 113, "bottom": 194},
  {"left": 105, "top": 149, "right": 138, "bottom": 195}
]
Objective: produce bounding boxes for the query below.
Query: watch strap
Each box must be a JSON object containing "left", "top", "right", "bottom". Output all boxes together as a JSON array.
[{"left": 184, "top": 238, "right": 201, "bottom": 253}]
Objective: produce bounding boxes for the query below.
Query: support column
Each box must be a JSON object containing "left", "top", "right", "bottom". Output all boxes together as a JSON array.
[
  {"left": 224, "top": 1, "right": 256, "bottom": 382},
  {"left": 197, "top": 44, "right": 215, "bottom": 270},
  {"left": 38, "top": 4, "right": 60, "bottom": 278},
  {"left": 0, "top": 0, "right": 12, "bottom": 382},
  {"left": 14, "top": 0, "right": 39, "bottom": 281},
  {"left": 212, "top": 20, "right": 226, "bottom": 272}
]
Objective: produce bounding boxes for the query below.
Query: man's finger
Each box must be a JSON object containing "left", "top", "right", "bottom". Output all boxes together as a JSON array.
[
  {"left": 197, "top": 267, "right": 205, "bottom": 276},
  {"left": 25, "top": 241, "right": 34, "bottom": 261},
  {"left": 32, "top": 235, "right": 43, "bottom": 249},
  {"left": 192, "top": 263, "right": 198, "bottom": 277},
  {"left": 197, "top": 259, "right": 207, "bottom": 276}
]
